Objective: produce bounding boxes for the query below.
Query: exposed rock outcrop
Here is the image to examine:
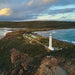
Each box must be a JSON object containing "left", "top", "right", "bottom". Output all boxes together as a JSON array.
[
  {"left": 10, "top": 48, "right": 33, "bottom": 75},
  {"left": 10, "top": 48, "right": 30, "bottom": 69},
  {"left": 35, "top": 56, "right": 67, "bottom": 75},
  {"left": 10, "top": 48, "right": 20, "bottom": 64}
]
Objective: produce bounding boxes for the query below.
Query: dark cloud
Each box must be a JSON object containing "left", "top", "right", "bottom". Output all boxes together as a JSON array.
[
  {"left": 0, "top": 0, "right": 11, "bottom": 4},
  {"left": 53, "top": 0, "right": 75, "bottom": 6},
  {"left": 61, "top": 16, "right": 67, "bottom": 18},
  {"left": 48, "top": 8, "right": 75, "bottom": 15}
]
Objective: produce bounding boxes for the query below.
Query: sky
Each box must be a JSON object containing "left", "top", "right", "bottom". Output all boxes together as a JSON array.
[{"left": 0, "top": 0, "right": 75, "bottom": 21}]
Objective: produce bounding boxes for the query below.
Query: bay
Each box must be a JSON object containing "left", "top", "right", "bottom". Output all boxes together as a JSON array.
[{"left": 34, "top": 29, "right": 75, "bottom": 45}]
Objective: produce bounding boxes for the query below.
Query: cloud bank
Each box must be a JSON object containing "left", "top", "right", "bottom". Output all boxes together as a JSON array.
[{"left": 0, "top": 0, "right": 75, "bottom": 21}]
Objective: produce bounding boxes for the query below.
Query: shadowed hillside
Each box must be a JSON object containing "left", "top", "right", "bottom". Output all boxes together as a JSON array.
[{"left": 0, "top": 21, "right": 75, "bottom": 29}]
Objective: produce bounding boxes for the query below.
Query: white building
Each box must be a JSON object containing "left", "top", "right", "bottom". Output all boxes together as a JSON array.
[{"left": 48, "top": 33, "right": 54, "bottom": 51}]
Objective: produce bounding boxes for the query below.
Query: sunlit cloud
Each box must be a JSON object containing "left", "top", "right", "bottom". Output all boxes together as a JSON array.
[
  {"left": 27, "top": 0, "right": 59, "bottom": 6},
  {"left": 27, "top": 0, "right": 33, "bottom": 6},
  {"left": 0, "top": 8, "right": 11, "bottom": 16},
  {"left": 42, "top": 0, "right": 58, "bottom": 4}
]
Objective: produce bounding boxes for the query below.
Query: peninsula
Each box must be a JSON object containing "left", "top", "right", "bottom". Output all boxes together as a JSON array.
[{"left": 0, "top": 21, "right": 75, "bottom": 75}]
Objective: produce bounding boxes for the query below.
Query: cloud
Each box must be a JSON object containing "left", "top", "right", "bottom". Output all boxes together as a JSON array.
[
  {"left": 27, "top": 0, "right": 59, "bottom": 6},
  {"left": 42, "top": 0, "right": 58, "bottom": 4},
  {"left": 48, "top": 8, "right": 75, "bottom": 15},
  {"left": 0, "top": 0, "right": 75, "bottom": 21},
  {"left": 60, "top": 8, "right": 75, "bottom": 13},
  {"left": 27, "top": 0, "right": 33, "bottom": 6},
  {"left": 0, "top": 0, "right": 10, "bottom": 4},
  {"left": 0, "top": 8, "right": 11, "bottom": 16}
]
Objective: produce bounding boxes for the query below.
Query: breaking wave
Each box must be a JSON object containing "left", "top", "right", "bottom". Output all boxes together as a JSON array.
[
  {"left": 62, "top": 40, "right": 75, "bottom": 44},
  {"left": 0, "top": 30, "right": 12, "bottom": 39}
]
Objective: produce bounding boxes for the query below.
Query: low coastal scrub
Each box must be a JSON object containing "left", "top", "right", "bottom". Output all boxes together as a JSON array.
[
  {"left": 0, "top": 30, "right": 47, "bottom": 73},
  {"left": 37, "top": 37, "right": 75, "bottom": 59},
  {"left": 0, "top": 29, "right": 75, "bottom": 75},
  {"left": 0, "top": 21, "right": 75, "bottom": 29}
]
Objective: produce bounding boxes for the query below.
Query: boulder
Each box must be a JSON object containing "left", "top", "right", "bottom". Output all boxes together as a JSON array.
[{"left": 35, "top": 56, "right": 67, "bottom": 75}]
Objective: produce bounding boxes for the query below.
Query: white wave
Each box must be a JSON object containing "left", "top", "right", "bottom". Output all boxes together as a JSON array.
[
  {"left": 4, "top": 31, "right": 12, "bottom": 36},
  {"left": 0, "top": 31, "right": 12, "bottom": 39},
  {"left": 62, "top": 40, "right": 75, "bottom": 44},
  {"left": 71, "top": 41, "right": 75, "bottom": 44},
  {"left": 51, "top": 31, "right": 56, "bottom": 34},
  {"left": 62, "top": 40, "right": 69, "bottom": 42}
]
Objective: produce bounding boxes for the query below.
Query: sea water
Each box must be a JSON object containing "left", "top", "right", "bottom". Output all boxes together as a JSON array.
[{"left": 34, "top": 29, "right": 75, "bottom": 45}]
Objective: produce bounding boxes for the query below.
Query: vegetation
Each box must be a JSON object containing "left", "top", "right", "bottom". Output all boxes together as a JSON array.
[
  {"left": 37, "top": 37, "right": 75, "bottom": 59},
  {"left": 0, "top": 21, "right": 75, "bottom": 29},
  {"left": 0, "top": 29, "right": 75, "bottom": 69},
  {"left": 0, "top": 30, "right": 48, "bottom": 72},
  {"left": 0, "top": 21, "right": 75, "bottom": 74}
]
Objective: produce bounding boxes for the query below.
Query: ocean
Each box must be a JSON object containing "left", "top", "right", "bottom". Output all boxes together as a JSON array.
[{"left": 34, "top": 29, "right": 75, "bottom": 45}]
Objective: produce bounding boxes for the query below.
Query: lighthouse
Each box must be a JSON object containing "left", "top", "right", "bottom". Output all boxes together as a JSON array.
[{"left": 48, "top": 33, "right": 54, "bottom": 51}]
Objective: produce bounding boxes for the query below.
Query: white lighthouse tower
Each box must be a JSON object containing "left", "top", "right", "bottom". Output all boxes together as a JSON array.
[{"left": 48, "top": 33, "right": 54, "bottom": 51}]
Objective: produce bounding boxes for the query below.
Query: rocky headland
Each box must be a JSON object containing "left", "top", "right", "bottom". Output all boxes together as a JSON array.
[{"left": 0, "top": 29, "right": 75, "bottom": 75}]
